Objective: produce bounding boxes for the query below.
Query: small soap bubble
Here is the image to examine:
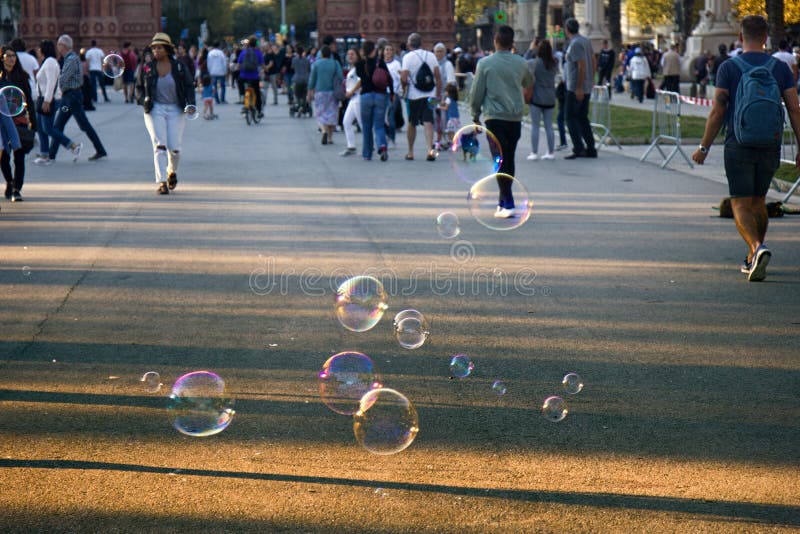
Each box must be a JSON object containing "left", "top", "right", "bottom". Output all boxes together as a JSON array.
[
  {"left": 426, "top": 96, "right": 439, "bottom": 110},
  {"left": 394, "top": 314, "right": 430, "bottom": 349},
  {"left": 436, "top": 211, "right": 460, "bottom": 239},
  {"left": 491, "top": 380, "right": 507, "bottom": 396},
  {"left": 562, "top": 372, "right": 583, "bottom": 395},
  {"left": 354, "top": 388, "right": 419, "bottom": 455},
  {"left": 467, "top": 173, "right": 533, "bottom": 231},
  {"left": 102, "top": 54, "right": 125, "bottom": 78},
  {"left": 167, "top": 371, "right": 235, "bottom": 437},
  {"left": 334, "top": 275, "right": 388, "bottom": 332},
  {"left": 542, "top": 395, "right": 568, "bottom": 422},
  {"left": 140, "top": 371, "right": 163, "bottom": 393},
  {"left": 0, "top": 86, "right": 26, "bottom": 117},
  {"left": 449, "top": 354, "right": 474, "bottom": 379},
  {"left": 22, "top": 266, "right": 31, "bottom": 276},
  {"left": 184, "top": 104, "right": 199, "bottom": 121},
  {"left": 449, "top": 124, "right": 503, "bottom": 185},
  {"left": 319, "top": 352, "right": 381, "bottom": 415}
]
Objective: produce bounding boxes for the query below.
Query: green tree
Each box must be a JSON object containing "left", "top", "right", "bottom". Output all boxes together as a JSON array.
[
  {"left": 454, "top": 0, "right": 494, "bottom": 24},
  {"left": 625, "top": 0, "right": 673, "bottom": 28}
]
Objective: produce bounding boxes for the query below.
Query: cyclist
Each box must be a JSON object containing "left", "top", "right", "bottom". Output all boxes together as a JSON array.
[{"left": 237, "top": 36, "right": 264, "bottom": 118}]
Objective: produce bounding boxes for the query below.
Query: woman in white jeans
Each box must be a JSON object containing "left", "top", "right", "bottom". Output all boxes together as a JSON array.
[
  {"left": 135, "top": 33, "right": 196, "bottom": 195},
  {"left": 340, "top": 48, "right": 362, "bottom": 157},
  {"left": 526, "top": 40, "right": 558, "bottom": 161}
]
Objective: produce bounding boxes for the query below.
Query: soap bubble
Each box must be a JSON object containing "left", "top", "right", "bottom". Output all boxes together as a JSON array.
[
  {"left": 491, "top": 380, "right": 507, "bottom": 396},
  {"left": 467, "top": 173, "right": 533, "bottom": 231},
  {"left": 167, "top": 371, "right": 235, "bottom": 437},
  {"left": 394, "top": 313, "right": 430, "bottom": 350},
  {"left": 542, "top": 395, "right": 568, "bottom": 422},
  {"left": 102, "top": 54, "right": 125, "bottom": 78},
  {"left": 562, "top": 372, "right": 583, "bottom": 395},
  {"left": 319, "top": 352, "right": 381, "bottom": 415},
  {"left": 0, "top": 86, "right": 26, "bottom": 117},
  {"left": 436, "top": 212, "right": 460, "bottom": 239},
  {"left": 449, "top": 354, "right": 474, "bottom": 379},
  {"left": 141, "top": 371, "right": 162, "bottom": 393},
  {"left": 354, "top": 388, "right": 419, "bottom": 455},
  {"left": 426, "top": 96, "right": 440, "bottom": 110},
  {"left": 184, "top": 104, "right": 199, "bottom": 121},
  {"left": 334, "top": 275, "right": 388, "bottom": 332},
  {"left": 448, "top": 124, "right": 503, "bottom": 185}
]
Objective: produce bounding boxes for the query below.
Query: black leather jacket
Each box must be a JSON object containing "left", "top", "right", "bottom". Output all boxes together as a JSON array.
[{"left": 135, "top": 58, "right": 196, "bottom": 112}]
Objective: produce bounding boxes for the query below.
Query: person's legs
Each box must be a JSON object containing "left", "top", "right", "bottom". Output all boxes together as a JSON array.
[
  {"left": 48, "top": 98, "right": 75, "bottom": 160},
  {"left": 557, "top": 99, "right": 567, "bottom": 147},
  {"left": 731, "top": 196, "right": 765, "bottom": 259},
  {"left": 565, "top": 91, "right": 585, "bottom": 155},
  {"left": 143, "top": 104, "right": 169, "bottom": 184},
  {"left": 578, "top": 95, "right": 595, "bottom": 154},
  {"left": 529, "top": 105, "right": 542, "bottom": 155},
  {"left": 343, "top": 98, "right": 358, "bottom": 149},
  {"left": 385, "top": 95, "right": 396, "bottom": 143},
  {"left": 285, "top": 74, "right": 294, "bottom": 104},
  {"left": 633, "top": 79, "right": 644, "bottom": 102},
  {"left": 486, "top": 119, "right": 520, "bottom": 209},
  {"left": 89, "top": 70, "right": 99, "bottom": 102},
  {"left": 373, "top": 92, "right": 387, "bottom": 152},
  {"left": 12, "top": 149, "right": 25, "bottom": 192},
  {"left": 270, "top": 74, "right": 279, "bottom": 104},
  {"left": 36, "top": 111, "right": 51, "bottom": 156},
  {"left": 70, "top": 95, "right": 107, "bottom": 156},
  {"left": 1, "top": 150, "right": 11, "bottom": 189},
  {"left": 218, "top": 75, "right": 227, "bottom": 102},
  {"left": 360, "top": 93, "right": 375, "bottom": 158},
  {"left": 98, "top": 71, "right": 109, "bottom": 101},
  {"left": 165, "top": 106, "right": 185, "bottom": 179},
  {"left": 542, "top": 107, "right": 555, "bottom": 153},
  {"left": 406, "top": 99, "right": 419, "bottom": 158}
]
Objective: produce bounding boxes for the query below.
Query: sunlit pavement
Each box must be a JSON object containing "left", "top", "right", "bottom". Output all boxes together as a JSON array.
[{"left": 1, "top": 92, "right": 798, "bottom": 532}]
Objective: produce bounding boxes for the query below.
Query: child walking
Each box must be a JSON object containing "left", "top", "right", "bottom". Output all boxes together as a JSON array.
[
  {"left": 201, "top": 74, "right": 217, "bottom": 120},
  {"left": 442, "top": 84, "right": 460, "bottom": 148}
]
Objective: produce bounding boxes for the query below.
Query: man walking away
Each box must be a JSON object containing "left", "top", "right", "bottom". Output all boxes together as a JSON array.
[
  {"left": 563, "top": 18, "right": 597, "bottom": 159},
  {"left": 597, "top": 40, "right": 615, "bottom": 89},
  {"left": 661, "top": 43, "right": 681, "bottom": 93},
  {"left": 207, "top": 42, "right": 228, "bottom": 104},
  {"left": 692, "top": 15, "right": 800, "bottom": 282},
  {"left": 85, "top": 40, "right": 108, "bottom": 103},
  {"left": 470, "top": 25, "right": 533, "bottom": 218},
  {"left": 401, "top": 32, "right": 442, "bottom": 161}
]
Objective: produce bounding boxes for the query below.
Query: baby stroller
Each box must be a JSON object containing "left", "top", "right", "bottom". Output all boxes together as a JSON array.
[{"left": 289, "top": 80, "right": 312, "bottom": 118}]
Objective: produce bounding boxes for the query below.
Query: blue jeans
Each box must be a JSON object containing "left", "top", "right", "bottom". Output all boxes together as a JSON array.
[
  {"left": 90, "top": 70, "right": 108, "bottom": 102},
  {"left": 529, "top": 104, "right": 555, "bottom": 154},
  {"left": 565, "top": 91, "right": 594, "bottom": 154},
  {"left": 36, "top": 100, "right": 59, "bottom": 155},
  {"left": 631, "top": 79, "right": 645, "bottom": 103},
  {"left": 556, "top": 98, "right": 567, "bottom": 146},
  {"left": 360, "top": 92, "right": 387, "bottom": 158},
  {"left": 48, "top": 90, "right": 106, "bottom": 160},
  {"left": 212, "top": 75, "right": 226, "bottom": 103}
]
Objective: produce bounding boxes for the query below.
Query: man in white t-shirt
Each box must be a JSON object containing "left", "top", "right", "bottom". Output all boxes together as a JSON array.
[
  {"left": 400, "top": 33, "right": 442, "bottom": 161},
  {"left": 207, "top": 42, "right": 228, "bottom": 103},
  {"left": 773, "top": 40, "right": 798, "bottom": 83},
  {"left": 10, "top": 38, "right": 38, "bottom": 99},
  {"left": 85, "top": 40, "right": 108, "bottom": 103}
]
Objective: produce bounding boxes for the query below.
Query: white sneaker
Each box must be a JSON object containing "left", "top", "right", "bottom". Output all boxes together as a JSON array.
[
  {"left": 71, "top": 143, "right": 83, "bottom": 162},
  {"left": 494, "top": 207, "right": 515, "bottom": 219},
  {"left": 541, "top": 153, "right": 555, "bottom": 160},
  {"left": 33, "top": 156, "right": 52, "bottom": 165},
  {"left": 526, "top": 153, "right": 539, "bottom": 161}
]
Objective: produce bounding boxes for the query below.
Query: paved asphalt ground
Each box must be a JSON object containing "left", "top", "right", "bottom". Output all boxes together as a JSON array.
[{"left": 1, "top": 92, "right": 798, "bottom": 533}]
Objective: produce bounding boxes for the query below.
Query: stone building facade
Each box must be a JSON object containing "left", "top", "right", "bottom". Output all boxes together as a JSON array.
[
  {"left": 318, "top": 0, "right": 454, "bottom": 48},
  {"left": 18, "top": 0, "right": 162, "bottom": 51}
]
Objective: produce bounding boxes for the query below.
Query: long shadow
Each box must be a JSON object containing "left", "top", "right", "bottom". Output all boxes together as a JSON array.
[{"left": 1, "top": 458, "right": 798, "bottom": 526}]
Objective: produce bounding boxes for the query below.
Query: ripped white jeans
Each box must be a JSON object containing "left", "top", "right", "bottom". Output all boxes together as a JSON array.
[{"left": 143, "top": 102, "right": 186, "bottom": 183}]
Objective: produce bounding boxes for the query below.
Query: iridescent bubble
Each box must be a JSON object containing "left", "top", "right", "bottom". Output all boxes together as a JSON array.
[
  {"left": 354, "top": 388, "right": 419, "bottom": 455},
  {"left": 140, "top": 371, "right": 162, "bottom": 393},
  {"left": 436, "top": 211, "right": 460, "bottom": 239},
  {"left": 542, "top": 395, "right": 568, "bottom": 422},
  {"left": 448, "top": 124, "right": 503, "bottom": 185},
  {"left": 102, "top": 53, "right": 125, "bottom": 78},
  {"left": 562, "top": 372, "right": 583, "bottom": 395},
  {"left": 449, "top": 354, "right": 474, "bottom": 379},
  {"left": 21, "top": 266, "right": 31, "bottom": 276},
  {"left": 0, "top": 86, "right": 26, "bottom": 117},
  {"left": 426, "top": 96, "right": 440, "bottom": 110},
  {"left": 491, "top": 380, "right": 507, "bottom": 396},
  {"left": 167, "top": 371, "right": 235, "bottom": 437},
  {"left": 334, "top": 276, "right": 388, "bottom": 332},
  {"left": 184, "top": 104, "right": 199, "bottom": 121},
  {"left": 468, "top": 173, "right": 533, "bottom": 231},
  {"left": 394, "top": 314, "right": 430, "bottom": 350},
  {"left": 319, "top": 352, "right": 381, "bottom": 415}
]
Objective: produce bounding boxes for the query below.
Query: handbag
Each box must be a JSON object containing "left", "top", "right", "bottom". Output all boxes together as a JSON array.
[
  {"left": 370, "top": 59, "right": 390, "bottom": 92},
  {"left": 16, "top": 124, "right": 35, "bottom": 153}
]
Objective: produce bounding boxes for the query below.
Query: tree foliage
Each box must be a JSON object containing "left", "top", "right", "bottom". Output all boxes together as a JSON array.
[
  {"left": 733, "top": 0, "right": 800, "bottom": 24},
  {"left": 625, "top": 0, "right": 674, "bottom": 28},
  {"left": 454, "top": 0, "right": 494, "bottom": 24}
]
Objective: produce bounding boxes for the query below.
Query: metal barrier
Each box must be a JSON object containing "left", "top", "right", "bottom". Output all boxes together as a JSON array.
[
  {"left": 590, "top": 85, "right": 622, "bottom": 150},
  {"left": 774, "top": 110, "right": 799, "bottom": 203},
  {"left": 640, "top": 90, "right": 694, "bottom": 169}
]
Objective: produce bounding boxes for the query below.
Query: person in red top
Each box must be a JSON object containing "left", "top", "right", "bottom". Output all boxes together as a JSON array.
[{"left": 120, "top": 42, "right": 138, "bottom": 103}]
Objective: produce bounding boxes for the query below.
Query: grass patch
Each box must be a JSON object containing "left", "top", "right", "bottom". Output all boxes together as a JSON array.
[
  {"left": 606, "top": 105, "right": 709, "bottom": 142},
  {"left": 775, "top": 162, "right": 800, "bottom": 183}
]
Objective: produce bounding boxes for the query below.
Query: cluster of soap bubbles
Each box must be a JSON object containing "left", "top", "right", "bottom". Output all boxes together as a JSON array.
[
  {"left": 435, "top": 124, "right": 534, "bottom": 238},
  {"left": 541, "top": 372, "right": 584, "bottom": 423}
]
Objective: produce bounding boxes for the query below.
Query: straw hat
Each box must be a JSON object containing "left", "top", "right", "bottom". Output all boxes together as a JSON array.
[{"left": 150, "top": 32, "right": 173, "bottom": 48}]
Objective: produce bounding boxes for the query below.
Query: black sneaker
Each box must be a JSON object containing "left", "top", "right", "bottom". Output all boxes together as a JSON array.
[
  {"left": 167, "top": 172, "right": 178, "bottom": 190},
  {"left": 4, "top": 183, "right": 11, "bottom": 199},
  {"left": 88, "top": 152, "right": 107, "bottom": 161},
  {"left": 585, "top": 149, "right": 598, "bottom": 158},
  {"left": 157, "top": 183, "right": 169, "bottom": 195},
  {"left": 379, "top": 146, "right": 388, "bottom": 161},
  {"left": 748, "top": 245, "right": 771, "bottom": 282},
  {"left": 11, "top": 191, "right": 23, "bottom": 202}
]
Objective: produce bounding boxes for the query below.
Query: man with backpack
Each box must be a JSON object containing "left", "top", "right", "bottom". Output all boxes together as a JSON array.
[
  {"left": 237, "top": 37, "right": 264, "bottom": 118},
  {"left": 400, "top": 32, "right": 442, "bottom": 161},
  {"left": 692, "top": 15, "right": 800, "bottom": 282}
]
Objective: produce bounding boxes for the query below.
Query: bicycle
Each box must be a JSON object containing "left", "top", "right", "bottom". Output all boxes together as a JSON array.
[{"left": 242, "top": 84, "right": 260, "bottom": 125}]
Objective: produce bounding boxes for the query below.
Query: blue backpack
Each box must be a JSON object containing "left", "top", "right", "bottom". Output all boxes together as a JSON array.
[{"left": 731, "top": 56, "right": 784, "bottom": 147}]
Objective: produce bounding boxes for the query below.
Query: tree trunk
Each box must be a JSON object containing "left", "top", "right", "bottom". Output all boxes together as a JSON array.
[
  {"left": 537, "top": 0, "right": 549, "bottom": 40},
  {"left": 766, "top": 0, "right": 785, "bottom": 47},
  {"left": 562, "top": 0, "right": 574, "bottom": 21},
  {"left": 608, "top": 0, "right": 622, "bottom": 52}
]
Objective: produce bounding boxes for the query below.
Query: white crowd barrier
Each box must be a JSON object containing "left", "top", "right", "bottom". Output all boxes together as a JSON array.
[
  {"left": 590, "top": 85, "right": 622, "bottom": 150},
  {"left": 775, "top": 111, "right": 799, "bottom": 203},
  {"left": 640, "top": 90, "right": 694, "bottom": 169}
]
